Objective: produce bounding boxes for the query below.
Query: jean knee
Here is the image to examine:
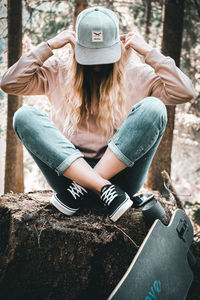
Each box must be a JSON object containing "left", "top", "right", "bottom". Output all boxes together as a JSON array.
[
  {"left": 139, "top": 97, "right": 167, "bottom": 129},
  {"left": 13, "top": 105, "right": 37, "bottom": 133}
]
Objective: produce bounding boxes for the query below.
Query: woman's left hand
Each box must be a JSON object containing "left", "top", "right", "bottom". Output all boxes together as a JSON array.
[{"left": 120, "top": 32, "right": 153, "bottom": 56}]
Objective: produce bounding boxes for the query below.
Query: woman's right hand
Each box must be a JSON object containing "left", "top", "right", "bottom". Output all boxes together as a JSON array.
[{"left": 47, "top": 30, "right": 76, "bottom": 50}]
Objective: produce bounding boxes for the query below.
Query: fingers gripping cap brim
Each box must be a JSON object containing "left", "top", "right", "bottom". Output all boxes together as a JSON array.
[{"left": 75, "top": 42, "right": 121, "bottom": 65}]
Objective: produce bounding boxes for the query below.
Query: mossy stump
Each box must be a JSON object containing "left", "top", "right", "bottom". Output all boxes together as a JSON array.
[{"left": 0, "top": 190, "right": 171, "bottom": 300}]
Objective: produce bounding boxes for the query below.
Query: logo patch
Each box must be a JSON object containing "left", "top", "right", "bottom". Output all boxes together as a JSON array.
[{"left": 92, "top": 31, "right": 103, "bottom": 42}]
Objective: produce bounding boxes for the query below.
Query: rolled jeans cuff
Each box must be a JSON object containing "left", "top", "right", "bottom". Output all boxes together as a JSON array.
[
  {"left": 55, "top": 151, "right": 84, "bottom": 176},
  {"left": 108, "top": 140, "right": 134, "bottom": 167}
]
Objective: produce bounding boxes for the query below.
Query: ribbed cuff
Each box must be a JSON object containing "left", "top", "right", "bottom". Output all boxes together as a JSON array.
[
  {"left": 31, "top": 42, "right": 54, "bottom": 65},
  {"left": 55, "top": 151, "right": 84, "bottom": 176}
]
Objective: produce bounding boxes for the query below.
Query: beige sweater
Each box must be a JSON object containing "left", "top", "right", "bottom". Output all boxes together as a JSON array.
[{"left": 0, "top": 42, "right": 196, "bottom": 159}]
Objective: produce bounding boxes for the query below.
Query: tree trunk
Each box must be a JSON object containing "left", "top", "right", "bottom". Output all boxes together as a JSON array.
[
  {"left": 73, "top": 0, "right": 88, "bottom": 30},
  {"left": 147, "top": 0, "right": 185, "bottom": 191},
  {"left": 145, "top": 0, "right": 152, "bottom": 43},
  {"left": 4, "top": 0, "right": 24, "bottom": 194},
  {"left": 193, "top": 0, "right": 200, "bottom": 18}
]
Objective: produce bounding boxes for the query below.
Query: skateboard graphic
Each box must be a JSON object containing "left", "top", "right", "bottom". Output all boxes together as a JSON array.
[{"left": 108, "top": 209, "right": 194, "bottom": 300}]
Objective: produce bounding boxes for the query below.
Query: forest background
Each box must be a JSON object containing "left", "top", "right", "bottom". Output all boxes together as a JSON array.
[
  {"left": 0, "top": 1, "right": 200, "bottom": 298},
  {"left": 0, "top": 0, "right": 199, "bottom": 203}
]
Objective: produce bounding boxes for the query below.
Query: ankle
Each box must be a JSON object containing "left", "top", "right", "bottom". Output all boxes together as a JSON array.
[{"left": 95, "top": 179, "right": 111, "bottom": 195}]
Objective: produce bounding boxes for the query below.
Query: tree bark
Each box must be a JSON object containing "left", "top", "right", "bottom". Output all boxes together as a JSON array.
[
  {"left": 4, "top": 0, "right": 24, "bottom": 194},
  {"left": 193, "top": 0, "right": 200, "bottom": 18},
  {"left": 0, "top": 190, "right": 171, "bottom": 299},
  {"left": 147, "top": 0, "right": 185, "bottom": 191},
  {"left": 145, "top": 0, "right": 152, "bottom": 43},
  {"left": 73, "top": 0, "right": 88, "bottom": 30}
]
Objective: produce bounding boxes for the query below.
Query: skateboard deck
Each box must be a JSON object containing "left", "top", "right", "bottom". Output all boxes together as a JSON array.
[{"left": 108, "top": 209, "right": 194, "bottom": 300}]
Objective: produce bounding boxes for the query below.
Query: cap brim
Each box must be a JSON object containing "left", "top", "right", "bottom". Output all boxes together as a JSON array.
[{"left": 75, "top": 42, "right": 121, "bottom": 65}]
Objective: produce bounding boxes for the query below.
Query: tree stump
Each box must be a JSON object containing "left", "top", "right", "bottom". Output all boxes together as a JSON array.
[{"left": 0, "top": 190, "right": 171, "bottom": 300}]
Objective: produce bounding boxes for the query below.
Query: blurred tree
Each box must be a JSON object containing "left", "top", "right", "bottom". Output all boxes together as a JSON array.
[
  {"left": 193, "top": 0, "right": 200, "bottom": 18},
  {"left": 24, "top": 1, "right": 74, "bottom": 45},
  {"left": 147, "top": 0, "right": 185, "bottom": 191},
  {"left": 145, "top": 0, "right": 152, "bottom": 42},
  {"left": 73, "top": 0, "right": 88, "bottom": 30},
  {"left": 4, "top": 0, "right": 24, "bottom": 193},
  {"left": 181, "top": 0, "right": 200, "bottom": 113}
]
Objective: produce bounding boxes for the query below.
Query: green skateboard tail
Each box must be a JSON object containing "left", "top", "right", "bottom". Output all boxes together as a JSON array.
[{"left": 108, "top": 209, "right": 194, "bottom": 300}]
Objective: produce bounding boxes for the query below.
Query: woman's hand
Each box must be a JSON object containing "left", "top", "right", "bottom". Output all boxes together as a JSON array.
[
  {"left": 47, "top": 30, "right": 76, "bottom": 50},
  {"left": 120, "top": 32, "right": 153, "bottom": 56}
]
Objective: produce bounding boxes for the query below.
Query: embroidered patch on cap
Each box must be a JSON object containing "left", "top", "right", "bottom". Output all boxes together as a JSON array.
[{"left": 92, "top": 31, "right": 103, "bottom": 42}]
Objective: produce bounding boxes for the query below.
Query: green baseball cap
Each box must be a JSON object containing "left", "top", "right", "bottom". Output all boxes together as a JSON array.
[{"left": 75, "top": 7, "right": 121, "bottom": 65}]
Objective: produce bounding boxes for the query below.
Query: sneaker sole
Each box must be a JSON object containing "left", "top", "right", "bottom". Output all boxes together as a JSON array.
[
  {"left": 110, "top": 194, "right": 133, "bottom": 222},
  {"left": 50, "top": 194, "right": 79, "bottom": 216}
]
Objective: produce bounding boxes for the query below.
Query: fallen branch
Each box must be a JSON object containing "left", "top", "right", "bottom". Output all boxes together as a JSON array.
[
  {"left": 161, "top": 170, "right": 185, "bottom": 211},
  {"left": 161, "top": 199, "right": 175, "bottom": 207},
  {"left": 114, "top": 224, "right": 140, "bottom": 249},
  {"left": 103, "top": 223, "right": 139, "bottom": 249}
]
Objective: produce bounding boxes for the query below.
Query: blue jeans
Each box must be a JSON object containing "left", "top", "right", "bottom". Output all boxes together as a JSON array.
[{"left": 13, "top": 97, "right": 167, "bottom": 207}]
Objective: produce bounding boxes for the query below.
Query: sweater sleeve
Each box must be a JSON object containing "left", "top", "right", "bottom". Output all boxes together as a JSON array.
[
  {"left": 0, "top": 42, "right": 60, "bottom": 96},
  {"left": 143, "top": 49, "right": 196, "bottom": 105}
]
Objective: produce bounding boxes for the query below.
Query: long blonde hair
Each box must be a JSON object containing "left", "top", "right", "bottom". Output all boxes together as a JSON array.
[{"left": 61, "top": 42, "right": 127, "bottom": 137}]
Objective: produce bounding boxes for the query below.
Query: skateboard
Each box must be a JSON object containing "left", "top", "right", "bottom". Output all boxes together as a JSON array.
[{"left": 108, "top": 209, "right": 194, "bottom": 300}]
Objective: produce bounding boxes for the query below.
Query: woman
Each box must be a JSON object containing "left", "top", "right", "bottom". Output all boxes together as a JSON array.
[{"left": 0, "top": 7, "right": 195, "bottom": 222}]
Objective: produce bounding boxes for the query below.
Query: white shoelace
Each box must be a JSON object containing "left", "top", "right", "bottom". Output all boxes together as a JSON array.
[
  {"left": 67, "top": 181, "right": 88, "bottom": 200},
  {"left": 101, "top": 185, "right": 117, "bottom": 206}
]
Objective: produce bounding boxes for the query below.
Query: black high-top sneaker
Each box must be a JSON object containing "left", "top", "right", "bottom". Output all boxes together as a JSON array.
[
  {"left": 50, "top": 181, "right": 88, "bottom": 215},
  {"left": 100, "top": 184, "right": 133, "bottom": 222}
]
